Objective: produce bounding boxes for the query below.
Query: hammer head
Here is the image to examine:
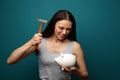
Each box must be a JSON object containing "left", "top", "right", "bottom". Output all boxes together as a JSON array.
[{"left": 37, "top": 19, "right": 48, "bottom": 23}]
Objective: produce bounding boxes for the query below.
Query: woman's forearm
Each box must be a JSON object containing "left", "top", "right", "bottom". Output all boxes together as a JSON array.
[
  {"left": 73, "top": 68, "right": 88, "bottom": 80},
  {"left": 7, "top": 33, "right": 42, "bottom": 64},
  {"left": 7, "top": 40, "right": 36, "bottom": 64}
]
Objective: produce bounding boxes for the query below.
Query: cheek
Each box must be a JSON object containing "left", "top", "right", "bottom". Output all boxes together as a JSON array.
[{"left": 55, "top": 27, "right": 61, "bottom": 34}]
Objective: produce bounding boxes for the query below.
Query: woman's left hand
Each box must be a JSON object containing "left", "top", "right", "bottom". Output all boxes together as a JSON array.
[{"left": 60, "top": 66, "right": 77, "bottom": 74}]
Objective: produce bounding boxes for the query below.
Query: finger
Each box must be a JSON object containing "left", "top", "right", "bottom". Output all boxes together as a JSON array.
[
  {"left": 37, "top": 33, "right": 42, "bottom": 37},
  {"left": 62, "top": 66, "right": 71, "bottom": 72},
  {"left": 35, "top": 36, "right": 42, "bottom": 40},
  {"left": 34, "top": 33, "right": 42, "bottom": 38},
  {"left": 61, "top": 67, "right": 64, "bottom": 70},
  {"left": 70, "top": 67, "right": 76, "bottom": 70},
  {"left": 35, "top": 38, "right": 38, "bottom": 41}
]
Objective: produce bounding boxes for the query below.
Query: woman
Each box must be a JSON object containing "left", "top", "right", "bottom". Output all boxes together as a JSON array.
[{"left": 7, "top": 10, "right": 88, "bottom": 80}]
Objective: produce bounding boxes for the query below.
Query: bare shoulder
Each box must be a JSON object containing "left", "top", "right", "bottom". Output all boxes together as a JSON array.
[
  {"left": 72, "top": 41, "right": 88, "bottom": 78},
  {"left": 72, "top": 41, "right": 83, "bottom": 56},
  {"left": 73, "top": 41, "right": 80, "bottom": 47},
  {"left": 73, "top": 41, "right": 82, "bottom": 51}
]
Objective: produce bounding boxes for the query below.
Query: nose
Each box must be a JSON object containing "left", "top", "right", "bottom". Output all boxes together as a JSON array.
[{"left": 62, "top": 30, "right": 67, "bottom": 35}]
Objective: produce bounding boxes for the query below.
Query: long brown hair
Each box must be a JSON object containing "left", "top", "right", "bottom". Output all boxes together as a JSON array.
[{"left": 42, "top": 10, "right": 77, "bottom": 41}]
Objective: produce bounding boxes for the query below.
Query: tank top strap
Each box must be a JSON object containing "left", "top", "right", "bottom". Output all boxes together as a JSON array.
[
  {"left": 64, "top": 41, "right": 73, "bottom": 54},
  {"left": 39, "top": 38, "right": 73, "bottom": 54},
  {"left": 39, "top": 38, "right": 45, "bottom": 46}
]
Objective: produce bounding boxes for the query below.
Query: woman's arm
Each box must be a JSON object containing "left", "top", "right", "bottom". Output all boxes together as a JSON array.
[
  {"left": 7, "top": 33, "right": 42, "bottom": 64},
  {"left": 60, "top": 41, "right": 88, "bottom": 80},
  {"left": 72, "top": 41, "right": 88, "bottom": 80}
]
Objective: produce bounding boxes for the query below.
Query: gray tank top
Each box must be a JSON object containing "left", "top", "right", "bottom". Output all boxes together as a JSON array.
[{"left": 38, "top": 38, "right": 73, "bottom": 80}]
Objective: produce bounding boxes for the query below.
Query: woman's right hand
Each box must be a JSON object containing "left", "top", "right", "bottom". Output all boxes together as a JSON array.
[
  {"left": 30, "top": 33, "right": 42, "bottom": 46},
  {"left": 7, "top": 33, "right": 42, "bottom": 64}
]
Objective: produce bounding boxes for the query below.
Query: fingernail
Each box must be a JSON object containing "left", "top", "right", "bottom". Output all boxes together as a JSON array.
[{"left": 61, "top": 67, "right": 64, "bottom": 70}]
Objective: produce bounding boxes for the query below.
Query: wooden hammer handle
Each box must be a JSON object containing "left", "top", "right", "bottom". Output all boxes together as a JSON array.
[
  {"left": 35, "top": 22, "right": 44, "bottom": 52},
  {"left": 38, "top": 22, "right": 43, "bottom": 33}
]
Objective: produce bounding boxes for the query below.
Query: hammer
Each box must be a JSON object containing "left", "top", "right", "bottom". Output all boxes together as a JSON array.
[
  {"left": 35, "top": 19, "right": 47, "bottom": 52},
  {"left": 37, "top": 19, "right": 48, "bottom": 33}
]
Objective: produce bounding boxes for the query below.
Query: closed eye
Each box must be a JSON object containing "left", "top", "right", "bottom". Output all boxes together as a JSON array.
[
  {"left": 66, "top": 28, "right": 71, "bottom": 31},
  {"left": 59, "top": 26, "right": 64, "bottom": 30}
]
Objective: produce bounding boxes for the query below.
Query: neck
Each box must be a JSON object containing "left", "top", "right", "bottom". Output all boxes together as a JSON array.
[{"left": 47, "top": 35, "right": 67, "bottom": 43}]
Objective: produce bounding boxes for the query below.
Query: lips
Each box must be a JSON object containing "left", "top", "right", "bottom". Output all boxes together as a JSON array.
[{"left": 59, "top": 35, "right": 66, "bottom": 39}]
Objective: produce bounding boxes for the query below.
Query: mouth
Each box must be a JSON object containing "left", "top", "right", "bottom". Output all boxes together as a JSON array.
[{"left": 59, "top": 35, "right": 66, "bottom": 39}]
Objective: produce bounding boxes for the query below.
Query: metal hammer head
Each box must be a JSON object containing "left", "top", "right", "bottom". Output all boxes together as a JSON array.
[
  {"left": 37, "top": 19, "right": 48, "bottom": 23},
  {"left": 37, "top": 19, "right": 48, "bottom": 33}
]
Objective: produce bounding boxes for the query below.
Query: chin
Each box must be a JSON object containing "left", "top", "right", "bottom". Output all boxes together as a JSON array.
[
  {"left": 57, "top": 35, "right": 66, "bottom": 40},
  {"left": 59, "top": 37, "right": 66, "bottom": 40}
]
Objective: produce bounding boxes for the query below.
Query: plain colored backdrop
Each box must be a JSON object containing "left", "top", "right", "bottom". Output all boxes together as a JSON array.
[{"left": 0, "top": 0, "right": 120, "bottom": 80}]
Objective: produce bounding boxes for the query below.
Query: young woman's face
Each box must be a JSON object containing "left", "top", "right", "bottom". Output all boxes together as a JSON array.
[{"left": 54, "top": 20, "right": 72, "bottom": 40}]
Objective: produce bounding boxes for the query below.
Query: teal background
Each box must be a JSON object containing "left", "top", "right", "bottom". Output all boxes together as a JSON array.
[{"left": 0, "top": 0, "right": 120, "bottom": 80}]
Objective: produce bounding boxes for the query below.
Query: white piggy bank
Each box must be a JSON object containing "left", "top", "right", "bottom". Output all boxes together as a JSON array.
[{"left": 54, "top": 52, "right": 76, "bottom": 67}]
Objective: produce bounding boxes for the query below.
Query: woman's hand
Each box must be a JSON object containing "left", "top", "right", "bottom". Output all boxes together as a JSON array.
[
  {"left": 7, "top": 33, "right": 42, "bottom": 64},
  {"left": 60, "top": 66, "right": 77, "bottom": 74},
  {"left": 30, "top": 33, "right": 42, "bottom": 46}
]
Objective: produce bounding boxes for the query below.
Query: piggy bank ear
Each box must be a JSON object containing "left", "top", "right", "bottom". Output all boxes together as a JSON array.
[
  {"left": 73, "top": 55, "right": 76, "bottom": 58},
  {"left": 60, "top": 52, "right": 63, "bottom": 55},
  {"left": 59, "top": 52, "right": 63, "bottom": 58}
]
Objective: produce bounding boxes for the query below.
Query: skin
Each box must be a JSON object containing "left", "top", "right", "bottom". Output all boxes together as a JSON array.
[{"left": 7, "top": 20, "right": 88, "bottom": 80}]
